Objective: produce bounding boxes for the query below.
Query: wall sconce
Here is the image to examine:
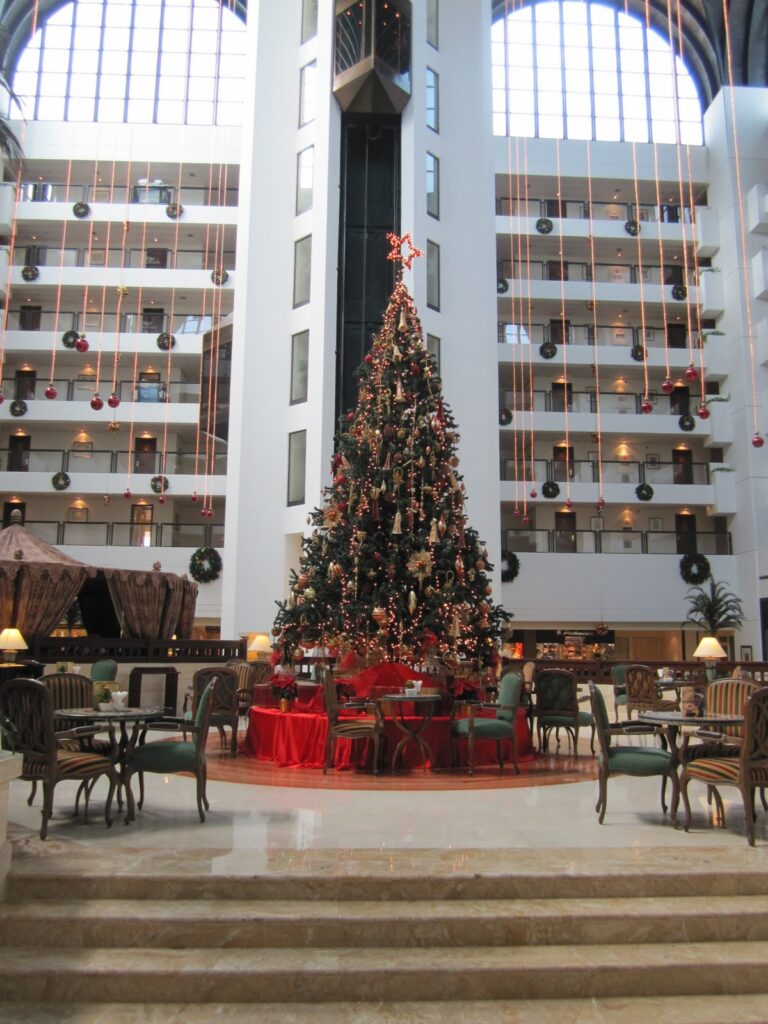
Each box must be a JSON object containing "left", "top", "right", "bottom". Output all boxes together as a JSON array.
[{"left": 616, "top": 443, "right": 630, "bottom": 461}]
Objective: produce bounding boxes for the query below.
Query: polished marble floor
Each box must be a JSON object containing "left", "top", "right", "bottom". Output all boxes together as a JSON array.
[{"left": 7, "top": 730, "right": 768, "bottom": 861}]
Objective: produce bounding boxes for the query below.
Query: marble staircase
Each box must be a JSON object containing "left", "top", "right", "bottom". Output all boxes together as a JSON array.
[{"left": 1, "top": 849, "right": 768, "bottom": 1022}]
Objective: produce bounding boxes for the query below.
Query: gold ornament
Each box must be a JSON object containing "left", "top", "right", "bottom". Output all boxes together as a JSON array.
[
  {"left": 398, "top": 308, "right": 408, "bottom": 333},
  {"left": 372, "top": 606, "right": 388, "bottom": 626},
  {"left": 408, "top": 590, "right": 417, "bottom": 614},
  {"left": 407, "top": 549, "right": 433, "bottom": 580},
  {"left": 107, "top": 421, "right": 120, "bottom": 432},
  {"left": 392, "top": 344, "right": 403, "bottom": 362},
  {"left": 428, "top": 519, "right": 438, "bottom": 544},
  {"left": 394, "top": 381, "right": 405, "bottom": 403},
  {"left": 392, "top": 510, "right": 402, "bottom": 535},
  {"left": 475, "top": 559, "right": 485, "bottom": 571},
  {"left": 304, "top": 587, "right": 316, "bottom": 601},
  {"left": 437, "top": 515, "right": 447, "bottom": 537}
]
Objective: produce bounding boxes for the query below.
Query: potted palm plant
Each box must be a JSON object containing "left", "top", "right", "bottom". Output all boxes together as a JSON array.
[{"left": 685, "top": 579, "right": 744, "bottom": 636}]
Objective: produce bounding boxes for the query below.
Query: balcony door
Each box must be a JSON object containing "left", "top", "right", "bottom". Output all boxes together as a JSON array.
[
  {"left": 675, "top": 513, "right": 697, "bottom": 555},
  {"left": 672, "top": 449, "right": 693, "bottom": 484},
  {"left": 133, "top": 437, "right": 157, "bottom": 474},
  {"left": 7, "top": 435, "right": 30, "bottom": 471},
  {"left": 555, "top": 511, "right": 576, "bottom": 553},
  {"left": 552, "top": 445, "right": 574, "bottom": 481}
]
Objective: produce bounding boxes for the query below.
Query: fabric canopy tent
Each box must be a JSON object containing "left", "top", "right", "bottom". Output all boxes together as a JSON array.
[{"left": 0, "top": 525, "right": 198, "bottom": 640}]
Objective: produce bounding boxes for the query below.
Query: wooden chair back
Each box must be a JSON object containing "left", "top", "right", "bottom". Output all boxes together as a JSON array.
[{"left": 706, "top": 677, "right": 761, "bottom": 739}]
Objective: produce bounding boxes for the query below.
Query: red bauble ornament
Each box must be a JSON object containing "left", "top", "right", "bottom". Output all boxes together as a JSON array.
[
  {"left": 201, "top": 507, "right": 207, "bottom": 517},
  {"left": 752, "top": 433, "right": 765, "bottom": 448},
  {"left": 565, "top": 498, "right": 573, "bottom": 510},
  {"left": 641, "top": 399, "right": 653, "bottom": 414},
  {"left": 0, "top": 393, "right": 4, "bottom": 404},
  {"left": 530, "top": 488, "right": 538, "bottom": 499},
  {"left": 158, "top": 495, "right": 166, "bottom": 504},
  {"left": 90, "top": 395, "right": 104, "bottom": 411},
  {"left": 661, "top": 378, "right": 674, "bottom": 395},
  {"left": 332, "top": 453, "right": 342, "bottom": 470},
  {"left": 191, "top": 491, "right": 198, "bottom": 503},
  {"left": 347, "top": 411, "right": 354, "bottom": 422},
  {"left": 512, "top": 507, "right": 521, "bottom": 518},
  {"left": 364, "top": 353, "right": 373, "bottom": 363},
  {"left": 45, "top": 385, "right": 57, "bottom": 400},
  {"left": 373, "top": 551, "right": 382, "bottom": 562},
  {"left": 696, "top": 403, "right": 710, "bottom": 420},
  {"left": 107, "top": 394, "right": 120, "bottom": 409},
  {"left": 597, "top": 497, "right": 606, "bottom": 510},
  {"left": 123, "top": 488, "right": 131, "bottom": 498},
  {"left": 334, "top": 474, "right": 347, "bottom": 487},
  {"left": 75, "top": 335, "right": 89, "bottom": 353},
  {"left": 409, "top": 362, "right": 420, "bottom": 375},
  {"left": 337, "top": 500, "right": 348, "bottom": 512},
  {"left": 522, "top": 515, "right": 530, "bottom": 524},
  {"left": 684, "top": 364, "right": 699, "bottom": 382}
]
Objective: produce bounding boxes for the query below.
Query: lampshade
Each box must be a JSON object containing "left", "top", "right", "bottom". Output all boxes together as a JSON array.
[
  {"left": 0, "top": 628, "right": 27, "bottom": 661},
  {"left": 247, "top": 633, "right": 272, "bottom": 655},
  {"left": 692, "top": 635, "right": 727, "bottom": 660}
]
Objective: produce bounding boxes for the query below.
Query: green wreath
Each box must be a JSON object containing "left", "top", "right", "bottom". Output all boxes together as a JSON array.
[
  {"left": 539, "top": 342, "right": 557, "bottom": 359},
  {"left": 679, "top": 413, "right": 695, "bottom": 432},
  {"left": 52, "top": 471, "right": 71, "bottom": 491},
  {"left": 189, "top": 546, "right": 222, "bottom": 583},
  {"left": 680, "top": 553, "right": 711, "bottom": 585},
  {"left": 671, "top": 283, "right": 687, "bottom": 301},
  {"left": 156, "top": 332, "right": 176, "bottom": 351},
  {"left": 630, "top": 344, "right": 645, "bottom": 362},
  {"left": 624, "top": 219, "right": 640, "bottom": 237},
  {"left": 536, "top": 217, "right": 553, "bottom": 234},
  {"left": 501, "top": 550, "right": 520, "bottom": 584},
  {"left": 72, "top": 201, "right": 90, "bottom": 218},
  {"left": 21, "top": 265, "right": 39, "bottom": 282},
  {"left": 211, "top": 268, "right": 229, "bottom": 286},
  {"left": 166, "top": 203, "right": 183, "bottom": 219},
  {"left": 151, "top": 474, "right": 168, "bottom": 494},
  {"left": 542, "top": 480, "right": 560, "bottom": 499},
  {"left": 635, "top": 483, "right": 653, "bottom": 501},
  {"left": 499, "top": 408, "right": 512, "bottom": 426},
  {"left": 62, "top": 330, "right": 79, "bottom": 348}
]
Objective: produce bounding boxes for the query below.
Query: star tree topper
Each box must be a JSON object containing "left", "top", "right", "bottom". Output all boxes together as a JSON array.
[{"left": 386, "top": 232, "right": 424, "bottom": 274}]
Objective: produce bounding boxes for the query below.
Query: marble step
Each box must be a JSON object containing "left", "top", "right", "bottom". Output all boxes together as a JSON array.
[
  {"left": 8, "top": 863, "right": 768, "bottom": 902},
  {"left": 2, "top": 894, "right": 768, "bottom": 949},
  {"left": 4, "top": 997, "right": 768, "bottom": 1024},
  {"left": 2, "top": 941, "right": 768, "bottom": 1004}
]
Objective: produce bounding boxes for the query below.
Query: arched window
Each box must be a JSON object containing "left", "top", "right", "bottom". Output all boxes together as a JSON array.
[
  {"left": 11, "top": 0, "right": 246, "bottom": 126},
  {"left": 492, "top": 1, "right": 703, "bottom": 144}
]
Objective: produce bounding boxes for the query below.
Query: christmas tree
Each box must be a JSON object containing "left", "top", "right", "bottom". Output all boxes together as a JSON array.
[{"left": 273, "top": 234, "right": 509, "bottom": 670}]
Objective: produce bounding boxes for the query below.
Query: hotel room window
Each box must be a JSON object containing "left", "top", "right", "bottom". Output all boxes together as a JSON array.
[
  {"left": 296, "top": 146, "right": 314, "bottom": 214},
  {"left": 287, "top": 430, "right": 307, "bottom": 506},
  {"left": 293, "top": 235, "right": 312, "bottom": 307},
  {"left": 427, "top": 0, "right": 439, "bottom": 48},
  {"left": 291, "top": 331, "right": 309, "bottom": 404},
  {"left": 427, "top": 241, "right": 440, "bottom": 310},
  {"left": 301, "top": 0, "right": 318, "bottom": 42},
  {"left": 299, "top": 61, "right": 317, "bottom": 126},
  {"left": 426, "top": 334, "right": 441, "bottom": 372},
  {"left": 426, "top": 152, "right": 439, "bottom": 218},
  {"left": 426, "top": 68, "right": 439, "bottom": 131}
]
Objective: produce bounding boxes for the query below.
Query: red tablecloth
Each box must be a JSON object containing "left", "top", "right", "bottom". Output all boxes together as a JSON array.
[{"left": 242, "top": 705, "right": 533, "bottom": 770}]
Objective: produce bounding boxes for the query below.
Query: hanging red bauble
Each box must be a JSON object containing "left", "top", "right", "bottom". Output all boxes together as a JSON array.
[
  {"left": 334, "top": 474, "right": 347, "bottom": 487},
  {"left": 661, "top": 378, "right": 674, "bottom": 395},
  {"left": 107, "top": 394, "right": 120, "bottom": 409},
  {"left": 201, "top": 507, "right": 207, "bottom": 517},
  {"left": 191, "top": 491, "right": 198, "bottom": 502},
  {"left": 597, "top": 496, "right": 606, "bottom": 510},
  {"left": 522, "top": 515, "right": 530, "bottom": 524},
  {"left": 565, "top": 498, "right": 573, "bottom": 509},
  {"left": 752, "top": 433, "right": 765, "bottom": 448},
  {"left": 684, "top": 364, "right": 699, "bottom": 382},
  {"left": 123, "top": 488, "right": 131, "bottom": 498},
  {"left": 364, "top": 353, "right": 373, "bottom": 363},
  {"left": 696, "top": 403, "right": 710, "bottom": 420},
  {"left": 158, "top": 495, "right": 166, "bottom": 504},
  {"left": 512, "top": 507, "right": 520, "bottom": 518},
  {"left": 347, "top": 411, "right": 354, "bottom": 422},
  {"left": 530, "top": 488, "right": 537, "bottom": 499},
  {"left": 409, "top": 362, "right": 420, "bottom": 375},
  {"left": 75, "top": 335, "right": 89, "bottom": 353},
  {"left": 90, "top": 395, "right": 104, "bottom": 411},
  {"left": 331, "top": 453, "right": 342, "bottom": 471},
  {"left": 45, "top": 385, "right": 57, "bottom": 400},
  {"left": 641, "top": 399, "right": 653, "bottom": 414}
]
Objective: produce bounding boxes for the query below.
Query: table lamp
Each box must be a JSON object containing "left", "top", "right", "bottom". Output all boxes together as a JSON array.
[
  {"left": 247, "top": 633, "right": 272, "bottom": 661},
  {"left": 0, "top": 628, "right": 27, "bottom": 663},
  {"left": 693, "top": 635, "right": 727, "bottom": 681}
]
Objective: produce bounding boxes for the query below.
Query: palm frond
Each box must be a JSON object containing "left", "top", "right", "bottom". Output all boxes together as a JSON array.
[{"left": 685, "top": 579, "right": 744, "bottom": 634}]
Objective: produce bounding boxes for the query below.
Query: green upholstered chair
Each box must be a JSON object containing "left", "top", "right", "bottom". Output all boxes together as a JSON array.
[
  {"left": 680, "top": 686, "right": 768, "bottom": 847},
  {"left": 124, "top": 677, "right": 219, "bottom": 823},
  {"left": 91, "top": 659, "right": 118, "bottom": 683},
  {"left": 589, "top": 682, "right": 678, "bottom": 825},
  {"left": 0, "top": 676, "right": 119, "bottom": 840},
  {"left": 451, "top": 670, "right": 523, "bottom": 775},
  {"left": 611, "top": 663, "right": 629, "bottom": 723},
  {"left": 535, "top": 668, "right": 594, "bottom": 756},
  {"left": 184, "top": 667, "right": 239, "bottom": 755}
]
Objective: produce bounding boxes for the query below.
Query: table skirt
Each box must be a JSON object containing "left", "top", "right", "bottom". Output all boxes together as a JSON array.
[{"left": 242, "top": 706, "right": 533, "bottom": 770}]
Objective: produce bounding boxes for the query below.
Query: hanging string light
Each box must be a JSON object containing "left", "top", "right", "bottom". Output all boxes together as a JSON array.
[
  {"left": 630, "top": 143, "right": 651, "bottom": 412},
  {"left": 554, "top": 139, "right": 572, "bottom": 509},
  {"left": 585, "top": 143, "right": 605, "bottom": 511}
]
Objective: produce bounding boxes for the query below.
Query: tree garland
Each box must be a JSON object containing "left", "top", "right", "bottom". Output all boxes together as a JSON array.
[
  {"left": 679, "top": 553, "right": 711, "bottom": 585},
  {"left": 189, "top": 546, "right": 222, "bottom": 583}
]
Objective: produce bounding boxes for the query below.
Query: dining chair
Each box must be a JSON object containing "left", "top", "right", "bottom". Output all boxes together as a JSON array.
[
  {"left": 184, "top": 667, "right": 239, "bottom": 755},
  {"left": 589, "top": 682, "right": 678, "bottom": 825},
  {"left": 680, "top": 685, "right": 768, "bottom": 846},
  {"left": 610, "top": 663, "right": 629, "bottom": 723},
  {"left": 123, "top": 677, "right": 219, "bottom": 823},
  {"left": 450, "top": 670, "right": 522, "bottom": 775},
  {"left": 0, "top": 676, "right": 119, "bottom": 840},
  {"left": 624, "top": 663, "right": 679, "bottom": 720},
  {"left": 226, "top": 658, "right": 272, "bottom": 712},
  {"left": 91, "top": 659, "right": 118, "bottom": 683},
  {"left": 321, "top": 668, "right": 385, "bottom": 774},
  {"left": 535, "top": 668, "right": 595, "bottom": 755}
]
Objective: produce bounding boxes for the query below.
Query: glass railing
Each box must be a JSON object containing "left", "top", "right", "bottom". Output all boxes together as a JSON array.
[
  {"left": 498, "top": 320, "right": 704, "bottom": 349},
  {"left": 18, "top": 182, "right": 239, "bottom": 208},
  {"left": 503, "top": 528, "right": 730, "bottom": 556},
  {"left": 23, "top": 519, "right": 225, "bottom": 548},
  {"left": 0, "top": 379, "right": 201, "bottom": 404},
  {"left": 500, "top": 459, "right": 710, "bottom": 485},
  {"left": 498, "top": 390, "right": 706, "bottom": 419},
  {"left": 4, "top": 310, "right": 220, "bottom": 334},
  {"left": 2, "top": 449, "right": 227, "bottom": 476},
  {"left": 14, "top": 248, "right": 236, "bottom": 271},
  {"left": 495, "top": 197, "right": 694, "bottom": 225},
  {"left": 498, "top": 259, "right": 697, "bottom": 288}
]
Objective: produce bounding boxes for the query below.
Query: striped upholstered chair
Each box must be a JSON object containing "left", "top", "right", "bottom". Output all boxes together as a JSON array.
[
  {"left": 0, "top": 677, "right": 119, "bottom": 840},
  {"left": 680, "top": 686, "right": 768, "bottom": 846}
]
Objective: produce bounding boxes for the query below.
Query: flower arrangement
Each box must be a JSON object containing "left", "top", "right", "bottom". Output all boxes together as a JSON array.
[{"left": 271, "top": 678, "right": 298, "bottom": 701}]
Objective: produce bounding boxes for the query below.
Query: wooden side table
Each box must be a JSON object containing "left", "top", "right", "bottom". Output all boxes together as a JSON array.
[{"left": 128, "top": 666, "right": 179, "bottom": 713}]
